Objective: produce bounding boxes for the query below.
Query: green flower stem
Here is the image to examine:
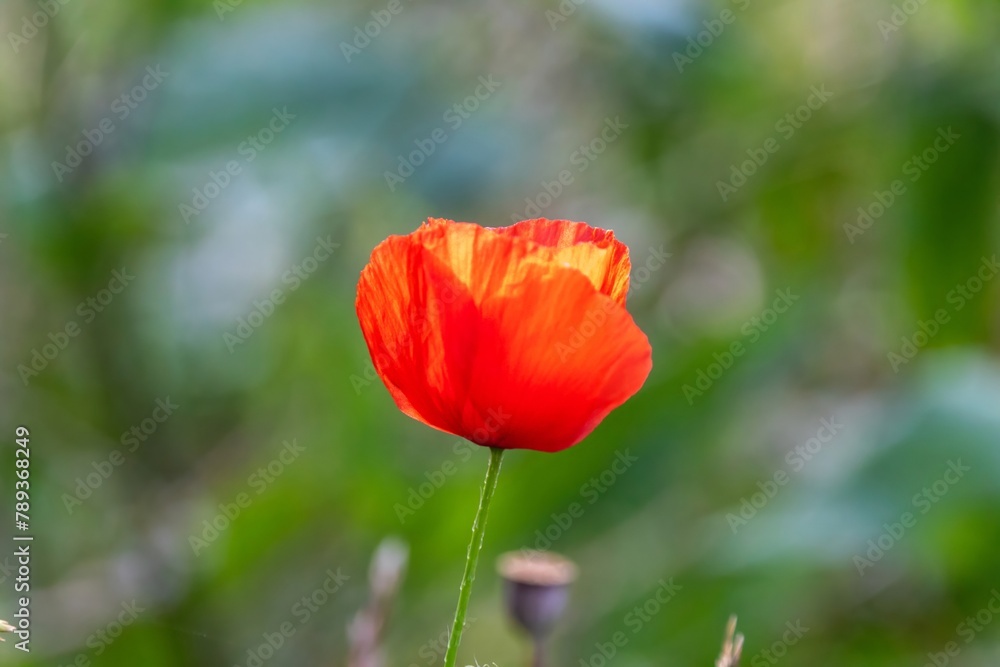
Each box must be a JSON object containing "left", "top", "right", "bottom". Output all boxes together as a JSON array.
[{"left": 443, "top": 446, "right": 506, "bottom": 667}]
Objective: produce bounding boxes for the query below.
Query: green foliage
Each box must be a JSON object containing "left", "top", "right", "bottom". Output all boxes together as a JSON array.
[{"left": 2, "top": 0, "right": 1000, "bottom": 665}]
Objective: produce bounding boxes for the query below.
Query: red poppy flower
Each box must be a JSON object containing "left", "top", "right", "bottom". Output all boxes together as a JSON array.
[{"left": 356, "top": 218, "right": 652, "bottom": 453}]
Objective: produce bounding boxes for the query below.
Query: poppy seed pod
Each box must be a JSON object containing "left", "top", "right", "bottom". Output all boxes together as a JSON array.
[{"left": 497, "top": 551, "right": 578, "bottom": 640}]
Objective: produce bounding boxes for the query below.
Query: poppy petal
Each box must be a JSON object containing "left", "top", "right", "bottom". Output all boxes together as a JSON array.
[
  {"left": 357, "top": 218, "right": 651, "bottom": 453},
  {"left": 422, "top": 218, "right": 631, "bottom": 305},
  {"left": 461, "top": 261, "right": 651, "bottom": 452},
  {"left": 356, "top": 234, "right": 478, "bottom": 437},
  {"left": 495, "top": 218, "right": 632, "bottom": 305}
]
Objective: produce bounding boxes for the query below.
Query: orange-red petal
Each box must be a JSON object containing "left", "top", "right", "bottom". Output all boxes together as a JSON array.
[
  {"left": 493, "top": 218, "right": 632, "bottom": 305},
  {"left": 462, "top": 261, "right": 651, "bottom": 452},
  {"left": 356, "top": 218, "right": 651, "bottom": 452},
  {"left": 356, "top": 233, "right": 475, "bottom": 435},
  {"left": 423, "top": 218, "right": 632, "bottom": 306}
]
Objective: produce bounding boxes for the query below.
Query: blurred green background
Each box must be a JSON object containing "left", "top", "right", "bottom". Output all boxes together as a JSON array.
[{"left": 2, "top": 0, "right": 1000, "bottom": 665}]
